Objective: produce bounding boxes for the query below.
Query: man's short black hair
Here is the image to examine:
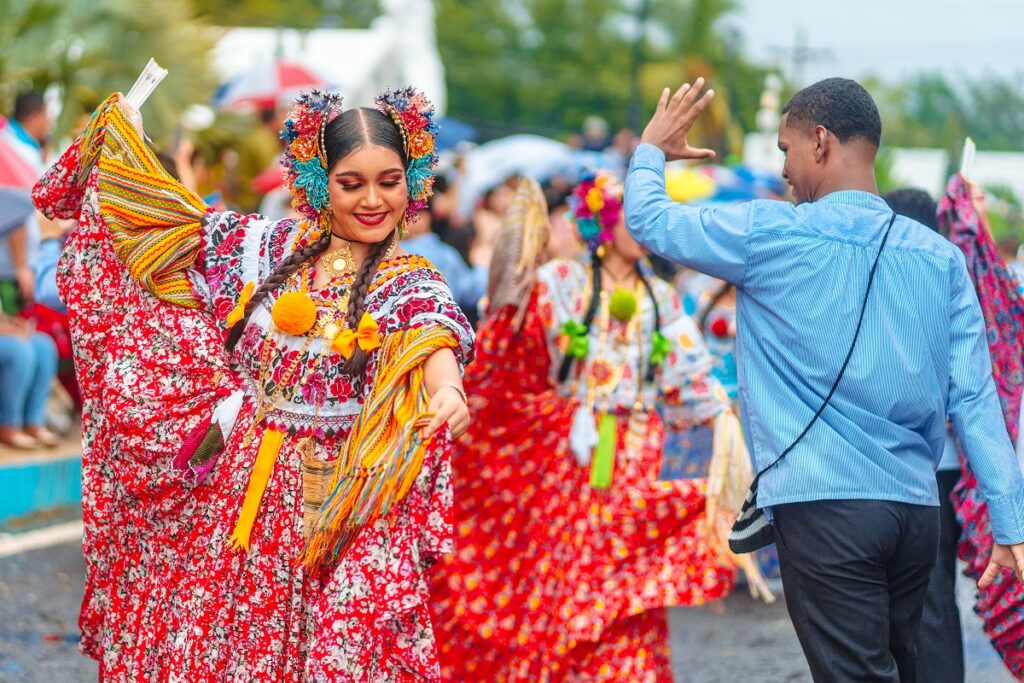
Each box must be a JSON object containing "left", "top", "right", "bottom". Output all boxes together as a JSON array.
[
  {"left": 883, "top": 188, "right": 939, "bottom": 234},
  {"left": 782, "top": 78, "right": 882, "bottom": 148},
  {"left": 13, "top": 91, "right": 46, "bottom": 123}
]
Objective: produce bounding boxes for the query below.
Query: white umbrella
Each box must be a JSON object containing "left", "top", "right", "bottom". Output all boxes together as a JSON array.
[{"left": 457, "top": 135, "right": 576, "bottom": 216}]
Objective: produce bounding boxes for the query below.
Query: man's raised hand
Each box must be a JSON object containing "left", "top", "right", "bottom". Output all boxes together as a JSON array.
[{"left": 640, "top": 78, "right": 716, "bottom": 162}]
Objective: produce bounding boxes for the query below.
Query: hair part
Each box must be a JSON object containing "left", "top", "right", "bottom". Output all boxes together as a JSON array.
[
  {"left": 782, "top": 78, "right": 882, "bottom": 148},
  {"left": 224, "top": 106, "right": 408, "bottom": 373}
]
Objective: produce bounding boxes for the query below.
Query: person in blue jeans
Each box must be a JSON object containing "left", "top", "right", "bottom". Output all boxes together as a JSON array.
[{"left": 0, "top": 314, "right": 59, "bottom": 448}]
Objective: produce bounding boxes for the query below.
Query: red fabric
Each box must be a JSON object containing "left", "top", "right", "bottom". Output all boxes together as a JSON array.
[
  {"left": 940, "top": 173, "right": 1024, "bottom": 679},
  {"left": 34, "top": 135, "right": 461, "bottom": 682},
  {"left": 430, "top": 295, "right": 732, "bottom": 681}
]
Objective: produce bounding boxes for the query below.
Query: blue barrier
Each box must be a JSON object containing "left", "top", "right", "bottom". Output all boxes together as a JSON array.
[{"left": 0, "top": 456, "right": 82, "bottom": 523}]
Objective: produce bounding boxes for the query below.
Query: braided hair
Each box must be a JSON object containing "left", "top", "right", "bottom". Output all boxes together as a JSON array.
[
  {"left": 224, "top": 107, "right": 408, "bottom": 375},
  {"left": 556, "top": 253, "right": 664, "bottom": 384}
]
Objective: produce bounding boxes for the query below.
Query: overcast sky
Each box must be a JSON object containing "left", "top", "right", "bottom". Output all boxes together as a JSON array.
[{"left": 723, "top": 0, "right": 1024, "bottom": 85}]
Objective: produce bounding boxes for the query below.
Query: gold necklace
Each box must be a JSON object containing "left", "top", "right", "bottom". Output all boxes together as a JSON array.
[
  {"left": 320, "top": 236, "right": 398, "bottom": 282},
  {"left": 321, "top": 241, "right": 356, "bottom": 280}
]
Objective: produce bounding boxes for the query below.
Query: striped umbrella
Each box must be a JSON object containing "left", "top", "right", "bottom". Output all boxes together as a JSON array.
[{"left": 216, "top": 59, "right": 326, "bottom": 111}]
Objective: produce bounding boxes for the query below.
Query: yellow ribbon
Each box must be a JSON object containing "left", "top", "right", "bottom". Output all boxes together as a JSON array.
[
  {"left": 226, "top": 281, "right": 255, "bottom": 328},
  {"left": 229, "top": 427, "right": 285, "bottom": 552},
  {"left": 331, "top": 312, "right": 382, "bottom": 359}
]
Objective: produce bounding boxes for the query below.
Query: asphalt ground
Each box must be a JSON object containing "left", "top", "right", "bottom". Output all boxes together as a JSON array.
[{"left": 0, "top": 538, "right": 1015, "bottom": 682}]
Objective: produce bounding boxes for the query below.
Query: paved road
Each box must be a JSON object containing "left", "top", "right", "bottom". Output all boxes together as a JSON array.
[{"left": 0, "top": 540, "right": 1016, "bottom": 682}]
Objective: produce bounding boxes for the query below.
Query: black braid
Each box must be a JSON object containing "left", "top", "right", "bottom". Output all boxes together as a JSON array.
[
  {"left": 557, "top": 250, "right": 603, "bottom": 383},
  {"left": 340, "top": 231, "right": 395, "bottom": 377},
  {"left": 223, "top": 229, "right": 331, "bottom": 352},
  {"left": 698, "top": 281, "right": 734, "bottom": 332},
  {"left": 635, "top": 263, "right": 662, "bottom": 382}
]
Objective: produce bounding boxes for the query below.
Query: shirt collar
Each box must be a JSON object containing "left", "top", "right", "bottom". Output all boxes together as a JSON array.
[
  {"left": 817, "top": 190, "right": 889, "bottom": 211},
  {"left": 6, "top": 120, "right": 40, "bottom": 151}
]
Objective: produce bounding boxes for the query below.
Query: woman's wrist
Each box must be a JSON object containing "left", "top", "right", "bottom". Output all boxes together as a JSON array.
[{"left": 434, "top": 382, "right": 468, "bottom": 404}]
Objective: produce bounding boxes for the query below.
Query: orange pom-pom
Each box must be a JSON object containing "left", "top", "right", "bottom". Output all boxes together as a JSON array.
[
  {"left": 271, "top": 291, "right": 317, "bottom": 336},
  {"left": 408, "top": 129, "right": 435, "bottom": 158}
]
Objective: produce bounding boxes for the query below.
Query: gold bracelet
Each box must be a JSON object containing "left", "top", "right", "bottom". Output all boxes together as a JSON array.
[{"left": 436, "top": 383, "right": 468, "bottom": 404}]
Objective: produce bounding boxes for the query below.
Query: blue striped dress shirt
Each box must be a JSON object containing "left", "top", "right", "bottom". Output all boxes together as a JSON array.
[{"left": 626, "top": 143, "right": 1024, "bottom": 545}]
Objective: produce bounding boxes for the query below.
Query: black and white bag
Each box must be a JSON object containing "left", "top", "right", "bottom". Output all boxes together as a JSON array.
[{"left": 728, "top": 213, "right": 897, "bottom": 554}]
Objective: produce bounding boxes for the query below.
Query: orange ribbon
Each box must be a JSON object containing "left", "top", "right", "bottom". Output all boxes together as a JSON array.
[
  {"left": 226, "top": 281, "right": 255, "bottom": 328},
  {"left": 331, "top": 312, "right": 382, "bottom": 358}
]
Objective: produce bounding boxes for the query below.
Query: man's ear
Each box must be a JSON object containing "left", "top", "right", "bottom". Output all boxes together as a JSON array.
[{"left": 813, "top": 125, "right": 830, "bottom": 163}]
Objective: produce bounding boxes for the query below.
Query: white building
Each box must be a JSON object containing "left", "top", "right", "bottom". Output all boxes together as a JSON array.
[{"left": 213, "top": 0, "right": 446, "bottom": 112}]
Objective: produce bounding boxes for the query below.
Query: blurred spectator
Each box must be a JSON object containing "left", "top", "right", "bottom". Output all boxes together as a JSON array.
[
  {"left": 233, "top": 106, "right": 284, "bottom": 212},
  {"left": 581, "top": 115, "right": 611, "bottom": 151},
  {"left": 471, "top": 178, "right": 517, "bottom": 263},
  {"left": 0, "top": 92, "right": 52, "bottom": 315},
  {"left": 402, "top": 195, "right": 488, "bottom": 325},
  {"left": 0, "top": 313, "right": 59, "bottom": 449},
  {"left": 883, "top": 187, "right": 963, "bottom": 683},
  {"left": 2, "top": 91, "right": 51, "bottom": 171},
  {"left": 542, "top": 185, "right": 581, "bottom": 261}
]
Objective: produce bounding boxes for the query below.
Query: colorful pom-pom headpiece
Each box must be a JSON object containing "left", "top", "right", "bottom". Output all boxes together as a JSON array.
[
  {"left": 568, "top": 170, "right": 624, "bottom": 252},
  {"left": 280, "top": 87, "right": 440, "bottom": 229},
  {"left": 374, "top": 86, "right": 440, "bottom": 224},
  {"left": 280, "top": 90, "right": 344, "bottom": 226}
]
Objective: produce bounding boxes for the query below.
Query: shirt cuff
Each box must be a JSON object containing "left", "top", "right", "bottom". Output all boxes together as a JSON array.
[
  {"left": 628, "top": 143, "right": 667, "bottom": 174},
  {"left": 986, "top": 481, "right": 1024, "bottom": 545}
]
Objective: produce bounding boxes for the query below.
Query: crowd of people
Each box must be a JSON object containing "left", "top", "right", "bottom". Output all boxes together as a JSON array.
[{"left": 5, "top": 69, "right": 1024, "bottom": 683}]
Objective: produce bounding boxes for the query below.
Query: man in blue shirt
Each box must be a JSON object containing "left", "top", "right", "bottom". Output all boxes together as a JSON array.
[{"left": 626, "top": 77, "right": 1024, "bottom": 682}]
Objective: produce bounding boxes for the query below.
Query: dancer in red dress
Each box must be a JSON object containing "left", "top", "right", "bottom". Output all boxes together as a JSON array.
[
  {"left": 33, "top": 87, "right": 472, "bottom": 682},
  {"left": 431, "top": 174, "right": 759, "bottom": 682}
]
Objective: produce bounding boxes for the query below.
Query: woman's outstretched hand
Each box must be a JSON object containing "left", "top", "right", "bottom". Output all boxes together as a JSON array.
[
  {"left": 422, "top": 385, "right": 470, "bottom": 439},
  {"left": 640, "top": 77, "right": 717, "bottom": 162}
]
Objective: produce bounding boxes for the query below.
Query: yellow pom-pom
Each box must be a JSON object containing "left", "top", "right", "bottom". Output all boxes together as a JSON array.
[
  {"left": 586, "top": 187, "right": 605, "bottom": 213},
  {"left": 271, "top": 291, "right": 317, "bottom": 336},
  {"left": 608, "top": 287, "right": 637, "bottom": 322}
]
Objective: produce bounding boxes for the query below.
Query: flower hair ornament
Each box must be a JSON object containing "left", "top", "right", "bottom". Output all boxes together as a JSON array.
[
  {"left": 374, "top": 87, "right": 440, "bottom": 228},
  {"left": 569, "top": 170, "right": 624, "bottom": 253},
  {"left": 280, "top": 90, "right": 345, "bottom": 228}
]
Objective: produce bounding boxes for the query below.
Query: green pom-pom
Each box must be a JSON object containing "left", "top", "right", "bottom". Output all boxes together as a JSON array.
[{"left": 608, "top": 288, "right": 637, "bottom": 322}]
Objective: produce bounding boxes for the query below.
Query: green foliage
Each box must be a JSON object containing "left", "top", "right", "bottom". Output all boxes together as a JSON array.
[
  {"left": 437, "top": 0, "right": 766, "bottom": 144},
  {"left": 195, "top": 0, "right": 383, "bottom": 29},
  {"left": 876, "top": 72, "right": 1024, "bottom": 157},
  {"left": 0, "top": 0, "right": 219, "bottom": 147}
]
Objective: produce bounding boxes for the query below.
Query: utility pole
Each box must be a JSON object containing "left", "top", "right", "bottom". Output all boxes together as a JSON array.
[
  {"left": 769, "top": 28, "right": 832, "bottom": 88},
  {"left": 627, "top": 0, "right": 653, "bottom": 132}
]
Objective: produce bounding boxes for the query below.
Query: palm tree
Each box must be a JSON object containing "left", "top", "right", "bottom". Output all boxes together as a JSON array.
[{"left": 0, "top": 0, "right": 219, "bottom": 146}]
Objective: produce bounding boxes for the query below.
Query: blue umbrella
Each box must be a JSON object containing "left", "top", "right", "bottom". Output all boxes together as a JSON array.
[{"left": 436, "top": 117, "right": 476, "bottom": 152}]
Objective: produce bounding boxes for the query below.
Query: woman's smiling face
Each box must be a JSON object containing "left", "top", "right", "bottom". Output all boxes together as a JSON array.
[{"left": 327, "top": 143, "right": 408, "bottom": 243}]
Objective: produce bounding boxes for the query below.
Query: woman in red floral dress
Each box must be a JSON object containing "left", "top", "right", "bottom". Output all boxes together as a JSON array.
[
  {"left": 33, "top": 87, "right": 472, "bottom": 682},
  {"left": 430, "top": 174, "right": 754, "bottom": 682}
]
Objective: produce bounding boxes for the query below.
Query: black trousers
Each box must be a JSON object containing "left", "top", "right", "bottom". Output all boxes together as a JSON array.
[
  {"left": 774, "top": 499, "right": 939, "bottom": 682},
  {"left": 917, "top": 470, "right": 965, "bottom": 683}
]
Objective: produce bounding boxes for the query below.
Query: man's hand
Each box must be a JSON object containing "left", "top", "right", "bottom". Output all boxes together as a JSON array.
[
  {"left": 640, "top": 77, "right": 717, "bottom": 162},
  {"left": 979, "top": 542, "right": 1024, "bottom": 589}
]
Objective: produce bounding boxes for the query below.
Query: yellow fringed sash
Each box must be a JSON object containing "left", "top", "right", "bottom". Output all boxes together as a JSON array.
[
  {"left": 229, "top": 427, "right": 286, "bottom": 552},
  {"left": 300, "top": 325, "right": 459, "bottom": 573},
  {"left": 706, "top": 409, "right": 776, "bottom": 604},
  {"left": 77, "top": 94, "right": 208, "bottom": 308}
]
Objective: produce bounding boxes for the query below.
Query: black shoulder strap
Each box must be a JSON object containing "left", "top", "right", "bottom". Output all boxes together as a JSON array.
[{"left": 755, "top": 212, "right": 898, "bottom": 479}]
